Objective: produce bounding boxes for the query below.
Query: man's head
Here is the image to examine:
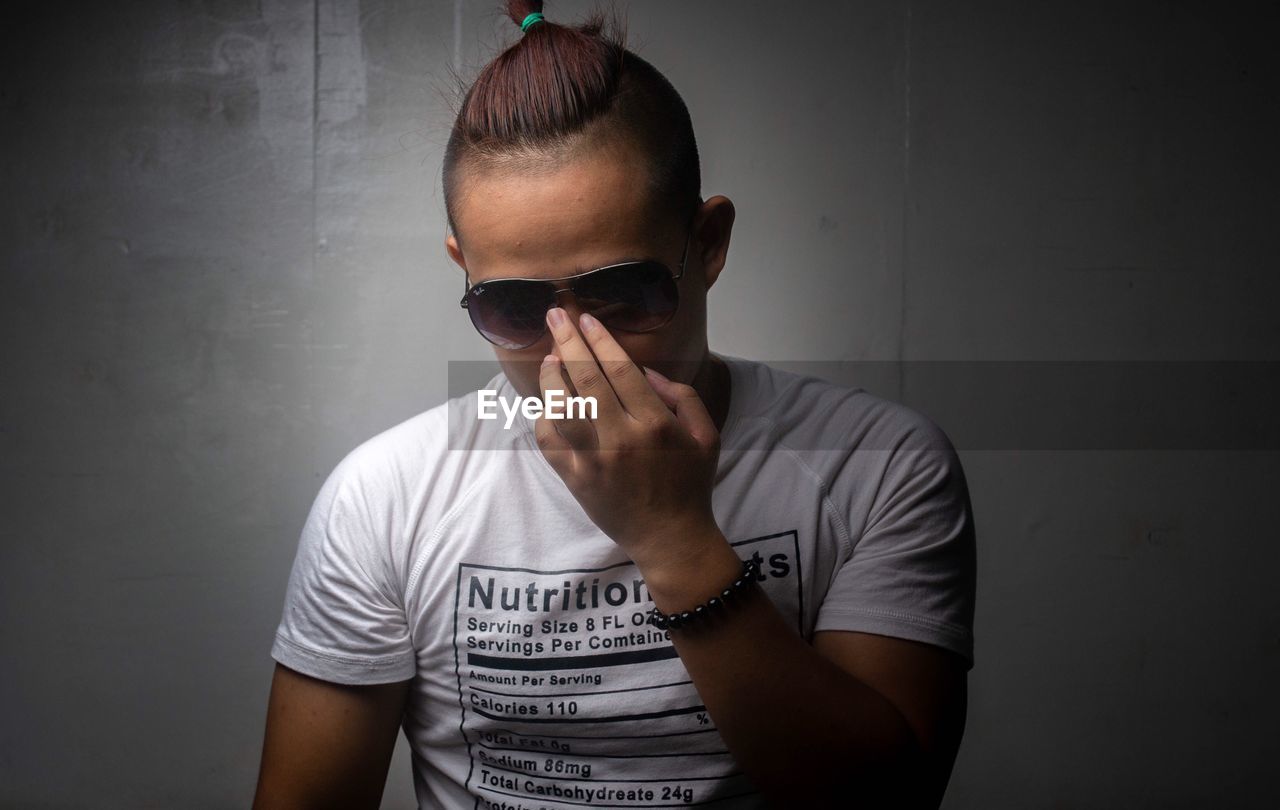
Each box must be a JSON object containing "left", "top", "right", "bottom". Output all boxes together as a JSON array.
[{"left": 442, "top": 1, "right": 734, "bottom": 398}]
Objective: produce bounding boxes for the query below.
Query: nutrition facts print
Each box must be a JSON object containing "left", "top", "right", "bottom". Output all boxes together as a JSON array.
[{"left": 451, "top": 531, "right": 803, "bottom": 809}]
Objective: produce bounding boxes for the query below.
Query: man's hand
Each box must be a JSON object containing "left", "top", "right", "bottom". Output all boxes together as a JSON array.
[{"left": 533, "top": 307, "right": 723, "bottom": 572}]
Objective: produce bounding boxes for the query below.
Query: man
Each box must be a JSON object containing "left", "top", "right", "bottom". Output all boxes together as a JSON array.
[
  {"left": 252, "top": 142, "right": 967, "bottom": 803},
  {"left": 254, "top": 7, "right": 975, "bottom": 808}
]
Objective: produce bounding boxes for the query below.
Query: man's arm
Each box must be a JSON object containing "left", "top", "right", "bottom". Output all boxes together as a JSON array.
[
  {"left": 530, "top": 312, "right": 972, "bottom": 806},
  {"left": 252, "top": 663, "right": 411, "bottom": 810},
  {"left": 646, "top": 537, "right": 968, "bottom": 809},
  {"left": 812, "top": 629, "right": 968, "bottom": 808}
]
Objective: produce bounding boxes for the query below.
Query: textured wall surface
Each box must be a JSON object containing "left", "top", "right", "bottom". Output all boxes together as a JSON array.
[{"left": 2, "top": 1, "right": 1277, "bottom": 807}]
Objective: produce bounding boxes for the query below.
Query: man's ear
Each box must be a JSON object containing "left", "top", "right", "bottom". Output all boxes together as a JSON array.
[
  {"left": 693, "top": 196, "right": 735, "bottom": 291},
  {"left": 445, "top": 233, "right": 466, "bottom": 272}
]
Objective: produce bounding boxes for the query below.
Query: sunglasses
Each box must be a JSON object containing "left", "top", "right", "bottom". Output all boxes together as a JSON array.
[{"left": 459, "top": 230, "right": 692, "bottom": 350}]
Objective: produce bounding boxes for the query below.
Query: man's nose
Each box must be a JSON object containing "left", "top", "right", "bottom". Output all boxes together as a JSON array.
[{"left": 548, "top": 290, "right": 587, "bottom": 332}]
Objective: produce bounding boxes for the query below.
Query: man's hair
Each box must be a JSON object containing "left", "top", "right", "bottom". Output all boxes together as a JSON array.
[{"left": 442, "top": 1, "right": 701, "bottom": 242}]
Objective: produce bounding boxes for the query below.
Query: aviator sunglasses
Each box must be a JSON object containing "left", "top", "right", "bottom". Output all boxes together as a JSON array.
[{"left": 460, "top": 229, "right": 693, "bottom": 350}]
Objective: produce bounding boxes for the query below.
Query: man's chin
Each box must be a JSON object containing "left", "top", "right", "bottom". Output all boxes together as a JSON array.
[{"left": 497, "top": 357, "right": 550, "bottom": 399}]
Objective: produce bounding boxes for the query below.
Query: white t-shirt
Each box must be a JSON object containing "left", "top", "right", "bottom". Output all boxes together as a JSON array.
[{"left": 270, "top": 353, "right": 976, "bottom": 809}]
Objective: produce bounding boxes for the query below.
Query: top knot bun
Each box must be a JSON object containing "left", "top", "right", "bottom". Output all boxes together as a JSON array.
[{"left": 507, "top": 0, "right": 546, "bottom": 29}]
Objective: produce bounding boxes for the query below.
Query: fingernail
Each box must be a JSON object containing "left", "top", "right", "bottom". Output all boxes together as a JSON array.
[
  {"left": 579, "top": 312, "right": 599, "bottom": 332},
  {"left": 547, "top": 307, "right": 566, "bottom": 327},
  {"left": 644, "top": 365, "right": 669, "bottom": 382},
  {"left": 542, "top": 354, "right": 557, "bottom": 368}
]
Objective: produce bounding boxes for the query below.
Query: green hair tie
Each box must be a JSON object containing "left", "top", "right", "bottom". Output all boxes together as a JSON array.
[{"left": 519, "top": 12, "right": 545, "bottom": 33}]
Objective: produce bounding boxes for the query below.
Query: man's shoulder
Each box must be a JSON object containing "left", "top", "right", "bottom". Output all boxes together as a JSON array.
[
  {"left": 339, "top": 400, "right": 452, "bottom": 475},
  {"left": 727, "top": 356, "right": 957, "bottom": 456},
  {"left": 328, "top": 382, "right": 506, "bottom": 492}
]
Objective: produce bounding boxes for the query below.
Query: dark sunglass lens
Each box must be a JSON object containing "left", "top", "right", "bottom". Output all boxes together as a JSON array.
[
  {"left": 573, "top": 262, "right": 678, "bottom": 332},
  {"left": 467, "top": 280, "right": 555, "bottom": 349}
]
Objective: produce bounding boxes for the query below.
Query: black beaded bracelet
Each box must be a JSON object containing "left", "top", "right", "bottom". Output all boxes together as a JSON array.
[{"left": 645, "top": 558, "right": 761, "bottom": 631}]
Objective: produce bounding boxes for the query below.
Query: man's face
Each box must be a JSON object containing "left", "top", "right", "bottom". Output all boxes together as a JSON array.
[{"left": 446, "top": 145, "right": 711, "bottom": 399}]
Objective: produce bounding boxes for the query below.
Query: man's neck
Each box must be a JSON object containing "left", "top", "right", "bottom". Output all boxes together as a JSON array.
[{"left": 689, "top": 351, "right": 732, "bottom": 434}]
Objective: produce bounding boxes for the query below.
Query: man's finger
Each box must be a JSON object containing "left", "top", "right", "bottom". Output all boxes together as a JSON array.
[
  {"left": 545, "top": 307, "right": 624, "bottom": 424},
  {"left": 578, "top": 312, "right": 669, "bottom": 422},
  {"left": 540, "top": 353, "right": 596, "bottom": 451},
  {"left": 643, "top": 367, "right": 719, "bottom": 451}
]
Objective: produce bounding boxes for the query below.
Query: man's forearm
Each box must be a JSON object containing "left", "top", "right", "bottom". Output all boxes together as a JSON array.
[{"left": 636, "top": 528, "right": 923, "bottom": 806}]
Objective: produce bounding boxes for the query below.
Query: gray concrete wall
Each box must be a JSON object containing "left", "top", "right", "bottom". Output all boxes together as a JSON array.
[{"left": 3, "top": 1, "right": 1276, "bottom": 807}]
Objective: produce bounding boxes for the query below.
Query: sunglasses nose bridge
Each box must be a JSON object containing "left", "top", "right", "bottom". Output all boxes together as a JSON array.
[
  {"left": 547, "top": 285, "right": 577, "bottom": 313},
  {"left": 547, "top": 285, "right": 587, "bottom": 324}
]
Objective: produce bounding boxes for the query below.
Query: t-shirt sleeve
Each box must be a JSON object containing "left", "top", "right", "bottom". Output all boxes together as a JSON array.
[
  {"left": 270, "top": 449, "right": 417, "bottom": 685},
  {"left": 814, "top": 411, "right": 977, "bottom": 668}
]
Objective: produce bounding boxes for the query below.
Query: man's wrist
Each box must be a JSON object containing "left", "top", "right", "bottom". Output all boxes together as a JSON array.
[{"left": 632, "top": 523, "right": 744, "bottom": 614}]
